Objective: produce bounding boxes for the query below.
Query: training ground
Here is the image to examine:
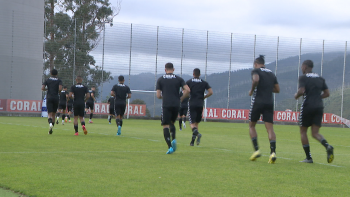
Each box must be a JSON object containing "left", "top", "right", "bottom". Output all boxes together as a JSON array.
[{"left": 0, "top": 117, "right": 349, "bottom": 196}]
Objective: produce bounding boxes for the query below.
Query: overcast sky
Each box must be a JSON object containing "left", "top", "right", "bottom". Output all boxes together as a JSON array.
[{"left": 94, "top": 0, "right": 350, "bottom": 75}]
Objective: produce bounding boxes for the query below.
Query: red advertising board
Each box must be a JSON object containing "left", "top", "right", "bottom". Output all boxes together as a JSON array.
[
  {"left": 6, "top": 99, "right": 42, "bottom": 113},
  {"left": 0, "top": 99, "right": 7, "bottom": 111},
  {"left": 92, "top": 103, "right": 146, "bottom": 116}
]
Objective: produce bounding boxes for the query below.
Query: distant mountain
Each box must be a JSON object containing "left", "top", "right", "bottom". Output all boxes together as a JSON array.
[{"left": 102, "top": 52, "right": 350, "bottom": 117}]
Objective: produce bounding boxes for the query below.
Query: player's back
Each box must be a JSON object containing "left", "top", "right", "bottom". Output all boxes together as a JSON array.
[
  {"left": 112, "top": 84, "right": 130, "bottom": 104},
  {"left": 179, "top": 91, "right": 189, "bottom": 107},
  {"left": 252, "top": 68, "right": 277, "bottom": 105},
  {"left": 301, "top": 73, "right": 327, "bottom": 108},
  {"left": 157, "top": 74, "right": 185, "bottom": 107},
  {"left": 71, "top": 84, "right": 88, "bottom": 104},
  {"left": 87, "top": 90, "right": 95, "bottom": 103},
  {"left": 187, "top": 78, "right": 210, "bottom": 107},
  {"left": 44, "top": 77, "right": 62, "bottom": 98},
  {"left": 60, "top": 90, "right": 68, "bottom": 103}
]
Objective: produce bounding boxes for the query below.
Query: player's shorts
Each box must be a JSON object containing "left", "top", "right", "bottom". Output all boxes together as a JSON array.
[
  {"left": 74, "top": 103, "right": 85, "bottom": 117},
  {"left": 179, "top": 107, "right": 188, "bottom": 116},
  {"left": 299, "top": 107, "right": 323, "bottom": 127},
  {"left": 161, "top": 107, "right": 179, "bottom": 126},
  {"left": 58, "top": 103, "right": 66, "bottom": 110},
  {"left": 249, "top": 103, "right": 274, "bottom": 123},
  {"left": 109, "top": 107, "right": 115, "bottom": 115},
  {"left": 85, "top": 102, "right": 94, "bottom": 110},
  {"left": 115, "top": 104, "right": 126, "bottom": 116},
  {"left": 67, "top": 105, "right": 73, "bottom": 112},
  {"left": 47, "top": 97, "right": 59, "bottom": 113},
  {"left": 188, "top": 106, "right": 203, "bottom": 124}
]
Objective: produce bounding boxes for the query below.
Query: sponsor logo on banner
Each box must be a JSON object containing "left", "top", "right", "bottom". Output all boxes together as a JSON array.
[
  {"left": 0, "top": 99, "right": 7, "bottom": 111},
  {"left": 91, "top": 103, "right": 146, "bottom": 116},
  {"left": 6, "top": 99, "right": 42, "bottom": 113}
]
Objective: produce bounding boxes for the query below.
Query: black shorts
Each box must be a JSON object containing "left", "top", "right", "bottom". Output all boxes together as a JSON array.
[
  {"left": 58, "top": 103, "right": 66, "bottom": 110},
  {"left": 179, "top": 107, "right": 188, "bottom": 116},
  {"left": 249, "top": 103, "right": 274, "bottom": 123},
  {"left": 189, "top": 106, "right": 203, "bottom": 124},
  {"left": 67, "top": 105, "right": 73, "bottom": 112},
  {"left": 115, "top": 104, "right": 126, "bottom": 116},
  {"left": 74, "top": 103, "right": 85, "bottom": 117},
  {"left": 109, "top": 107, "right": 115, "bottom": 115},
  {"left": 47, "top": 97, "right": 59, "bottom": 113},
  {"left": 299, "top": 107, "right": 323, "bottom": 127},
  {"left": 85, "top": 102, "right": 94, "bottom": 110},
  {"left": 161, "top": 107, "right": 179, "bottom": 125}
]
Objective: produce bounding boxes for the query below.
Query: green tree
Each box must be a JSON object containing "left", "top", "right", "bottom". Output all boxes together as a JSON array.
[
  {"left": 44, "top": 0, "right": 120, "bottom": 98},
  {"left": 131, "top": 99, "right": 151, "bottom": 117}
]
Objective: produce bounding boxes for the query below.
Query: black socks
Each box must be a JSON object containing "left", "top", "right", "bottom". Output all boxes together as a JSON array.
[
  {"left": 62, "top": 114, "right": 65, "bottom": 120},
  {"left": 270, "top": 140, "right": 276, "bottom": 154},
  {"left": 67, "top": 115, "right": 70, "bottom": 120},
  {"left": 303, "top": 144, "right": 312, "bottom": 160},
  {"left": 81, "top": 121, "right": 85, "bottom": 126},
  {"left": 179, "top": 118, "right": 182, "bottom": 129},
  {"left": 48, "top": 118, "right": 53, "bottom": 124},
  {"left": 90, "top": 113, "right": 93, "bottom": 119},
  {"left": 74, "top": 125, "right": 78, "bottom": 133},
  {"left": 321, "top": 139, "right": 329, "bottom": 149},
  {"left": 116, "top": 119, "right": 121, "bottom": 127},
  {"left": 191, "top": 127, "right": 199, "bottom": 144},
  {"left": 251, "top": 137, "right": 259, "bottom": 151},
  {"left": 170, "top": 124, "right": 176, "bottom": 140},
  {"left": 163, "top": 128, "right": 172, "bottom": 148}
]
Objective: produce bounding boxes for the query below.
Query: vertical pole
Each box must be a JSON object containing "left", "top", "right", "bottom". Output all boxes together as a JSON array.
[
  {"left": 204, "top": 96, "right": 207, "bottom": 122},
  {"left": 153, "top": 26, "right": 159, "bottom": 117},
  {"left": 128, "top": 23, "right": 133, "bottom": 86},
  {"left": 10, "top": 11, "right": 14, "bottom": 99},
  {"left": 341, "top": 41, "right": 347, "bottom": 126},
  {"left": 296, "top": 38, "right": 302, "bottom": 112},
  {"left": 274, "top": 36, "right": 279, "bottom": 110},
  {"left": 43, "top": 16, "right": 46, "bottom": 99},
  {"left": 73, "top": 18, "right": 76, "bottom": 85},
  {"left": 101, "top": 23, "right": 105, "bottom": 101},
  {"left": 127, "top": 98, "right": 130, "bottom": 119},
  {"left": 227, "top": 33, "right": 233, "bottom": 109},
  {"left": 180, "top": 28, "right": 184, "bottom": 77},
  {"left": 205, "top": 30, "right": 208, "bottom": 81},
  {"left": 321, "top": 40, "right": 324, "bottom": 76},
  {"left": 253, "top": 35, "right": 256, "bottom": 61}
]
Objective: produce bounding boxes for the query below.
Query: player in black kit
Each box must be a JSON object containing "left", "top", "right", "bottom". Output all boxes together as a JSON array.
[
  {"left": 67, "top": 96, "right": 73, "bottom": 123},
  {"left": 42, "top": 69, "right": 62, "bottom": 134},
  {"left": 107, "top": 96, "right": 115, "bottom": 124},
  {"left": 156, "top": 63, "right": 190, "bottom": 154},
  {"left": 111, "top": 76, "right": 131, "bottom": 135},
  {"left": 179, "top": 89, "right": 189, "bottom": 131},
  {"left": 85, "top": 86, "right": 96, "bottom": 123},
  {"left": 248, "top": 55, "right": 280, "bottom": 164},
  {"left": 294, "top": 60, "right": 334, "bottom": 163},
  {"left": 69, "top": 76, "right": 90, "bottom": 136},
  {"left": 186, "top": 68, "right": 213, "bottom": 146},
  {"left": 56, "top": 86, "right": 69, "bottom": 125}
]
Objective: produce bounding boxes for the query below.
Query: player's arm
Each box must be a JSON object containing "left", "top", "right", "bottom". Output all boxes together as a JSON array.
[
  {"left": 69, "top": 92, "right": 74, "bottom": 99},
  {"left": 180, "top": 84, "right": 190, "bottom": 102},
  {"left": 41, "top": 85, "right": 46, "bottom": 91},
  {"left": 127, "top": 93, "right": 131, "bottom": 99},
  {"left": 273, "top": 84, "right": 280, "bottom": 93},
  {"left": 156, "top": 78, "right": 162, "bottom": 99},
  {"left": 59, "top": 85, "right": 63, "bottom": 92},
  {"left": 321, "top": 89, "right": 330, "bottom": 99},
  {"left": 204, "top": 88, "right": 213, "bottom": 99},
  {"left": 110, "top": 91, "right": 115, "bottom": 96},
  {"left": 249, "top": 74, "right": 259, "bottom": 96},
  {"left": 91, "top": 92, "right": 96, "bottom": 102},
  {"left": 156, "top": 90, "right": 162, "bottom": 99},
  {"left": 295, "top": 76, "right": 305, "bottom": 99}
]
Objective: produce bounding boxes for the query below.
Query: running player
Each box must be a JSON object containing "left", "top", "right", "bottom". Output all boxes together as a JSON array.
[
  {"left": 294, "top": 60, "right": 334, "bottom": 163},
  {"left": 67, "top": 96, "right": 73, "bottom": 123},
  {"left": 41, "top": 69, "right": 62, "bottom": 134},
  {"left": 156, "top": 63, "right": 190, "bottom": 154},
  {"left": 186, "top": 68, "right": 213, "bottom": 146},
  {"left": 179, "top": 88, "right": 189, "bottom": 131},
  {"left": 108, "top": 96, "right": 115, "bottom": 124},
  {"left": 85, "top": 86, "right": 96, "bottom": 123},
  {"left": 111, "top": 76, "right": 131, "bottom": 135},
  {"left": 248, "top": 55, "right": 280, "bottom": 164},
  {"left": 69, "top": 76, "right": 89, "bottom": 136},
  {"left": 56, "top": 86, "right": 69, "bottom": 125}
]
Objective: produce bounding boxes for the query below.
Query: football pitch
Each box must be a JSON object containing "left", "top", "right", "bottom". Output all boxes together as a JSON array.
[{"left": 0, "top": 117, "right": 349, "bottom": 197}]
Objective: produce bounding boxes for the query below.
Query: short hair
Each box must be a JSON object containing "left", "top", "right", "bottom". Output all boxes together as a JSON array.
[
  {"left": 63, "top": 86, "right": 67, "bottom": 89},
  {"left": 91, "top": 85, "right": 96, "bottom": 88},
  {"left": 254, "top": 55, "right": 265, "bottom": 65},
  {"left": 193, "top": 68, "right": 200, "bottom": 77},
  {"left": 302, "top": 60, "right": 314, "bottom": 68},
  {"left": 51, "top": 69, "right": 58, "bottom": 76},
  {"left": 118, "top": 75, "right": 124, "bottom": 81},
  {"left": 165, "top": 62, "right": 174, "bottom": 69},
  {"left": 76, "top": 76, "right": 82, "bottom": 81}
]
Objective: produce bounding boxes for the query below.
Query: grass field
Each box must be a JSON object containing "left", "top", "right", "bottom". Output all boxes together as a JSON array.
[{"left": 0, "top": 117, "right": 349, "bottom": 197}]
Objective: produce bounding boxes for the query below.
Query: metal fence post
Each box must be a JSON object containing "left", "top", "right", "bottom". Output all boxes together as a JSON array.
[
  {"left": 274, "top": 36, "right": 279, "bottom": 110},
  {"left": 341, "top": 41, "right": 347, "bottom": 125},
  {"left": 153, "top": 26, "right": 159, "bottom": 117},
  {"left": 205, "top": 30, "right": 208, "bottom": 81},
  {"left": 296, "top": 38, "right": 302, "bottom": 112},
  {"left": 181, "top": 28, "right": 184, "bottom": 77},
  {"left": 253, "top": 35, "right": 256, "bottom": 60},
  {"left": 227, "top": 33, "right": 233, "bottom": 109},
  {"left": 73, "top": 18, "right": 76, "bottom": 85},
  {"left": 128, "top": 23, "right": 133, "bottom": 87},
  {"left": 321, "top": 40, "right": 324, "bottom": 76}
]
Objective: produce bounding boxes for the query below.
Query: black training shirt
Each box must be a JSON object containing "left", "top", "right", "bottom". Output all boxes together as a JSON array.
[
  {"left": 70, "top": 83, "right": 89, "bottom": 104},
  {"left": 87, "top": 90, "right": 95, "bottom": 103},
  {"left": 299, "top": 73, "right": 328, "bottom": 109},
  {"left": 43, "top": 77, "right": 62, "bottom": 99},
  {"left": 111, "top": 83, "right": 131, "bottom": 105},
  {"left": 186, "top": 78, "right": 211, "bottom": 107},
  {"left": 179, "top": 91, "right": 189, "bottom": 108},
  {"left": 156, "top": 73, "right": 186, "bottom": 108},
  {"left": 59, "top": 90, "right": 68, "bottom": 104},
  {"left": 108, "top": 96, "right": 115, "bottom": 108},
  {"left": 251, "top": 67, "right": 278, "bottom": 105}
]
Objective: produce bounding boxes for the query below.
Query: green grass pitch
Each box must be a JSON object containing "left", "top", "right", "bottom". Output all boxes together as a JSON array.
[{"left": 0, "top": 117, "right": 349, "bottom": 197}]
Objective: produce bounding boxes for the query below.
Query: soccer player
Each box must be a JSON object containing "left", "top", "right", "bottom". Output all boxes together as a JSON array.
[
  {"left": 248, "top": 55, "right": 280, "bottom": 164},
  {"left": 294, "top": 60, "right": 334, "bottom": 163},
  {"left": 111, "top": 76, "right": 131, "bottom": 135},
  {"left": 156, "top": 63, "right": 190, "bottom": 154},
  {"left": 108, "top": 96, "right": 115, "bottom": 124},
  {"left": 56, "top": 86, "right": 69, "bottom": 125},
  {"left": 69, "top": 76, "right": 90, "bottom": 136},
  {"left": 85, "top": 86, "right": 96, "bottom": 123},
  {"left": 41, "top": 69, "right": 62, "bottom": 134},
  {"left": 186, "top": 68, "right": 213, "bottom": 146},
  {"left": 179, "top": 88, "right": 189, "bottom": 131},
  {"left": 67, "top": 96, "right": 73, "bottom": 123}
]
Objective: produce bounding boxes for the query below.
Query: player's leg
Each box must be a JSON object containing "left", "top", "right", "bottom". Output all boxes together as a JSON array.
[
  {"left": 89, "top": 103, "right": 94, "bottom": 123},
  {"left": 299, "top": 126, "right": 313, "bottom": 163},
  {"left": 67, "top": 106, "right": 72, "bottom": 122},
  {"left": 182, "top": 114, "right": 187, "bottom": 128},
  {"left": 161, "top": 107, "right": 174, "bottom": 154},
  {"left": 73, "top": 105, "right": 80, "bottom": 135},
  {"left": 62, "top": 109, "right": 66, "bottom": 124},
  {"left": 80, "top": 113, "right": 87, "bottom": 135},
  {"left": 248, "top": 104, "right": 262, "bottom": 161},
  {"left": 189, "top": 107, "right": 201, "bottom": 146},
  {"left": 115, "top": 105, "right": 123, "bottom": 135},
  {"left": 263, "top": 105, "right": 276, "bottom": 163},
  {"left": 56, "top": 108, "right": 61, "bottom": 124},
  {"left": 179, "top": 109, "right": 183, "bottom": 131},
  {"left": 46, "top": 99, "right": 55, "bottom": 134},
  {"left": 169, "top": 107, "right": 179, "bottom": 151}
]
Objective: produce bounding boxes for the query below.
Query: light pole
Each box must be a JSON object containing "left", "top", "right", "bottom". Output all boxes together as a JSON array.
[{"left": 101, "top": 18, "right": 113, "bottom": 102}]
